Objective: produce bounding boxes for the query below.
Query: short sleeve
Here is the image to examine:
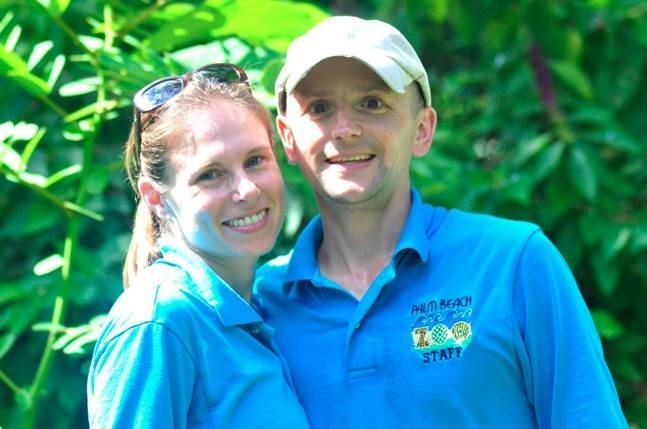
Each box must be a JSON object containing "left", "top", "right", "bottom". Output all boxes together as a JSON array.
[
  {"left": 88, "top": 322, "right": 196, "bottom": 428},
  {"left": 512, "top": 230, "right": 627, "bottom": 428}
]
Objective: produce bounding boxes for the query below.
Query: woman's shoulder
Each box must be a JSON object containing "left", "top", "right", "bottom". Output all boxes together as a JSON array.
[{"left": 98, "top": 264, "right": 197, "bottom": 345}]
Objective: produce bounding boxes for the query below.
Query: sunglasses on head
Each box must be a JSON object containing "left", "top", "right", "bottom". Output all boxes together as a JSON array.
[{"left": 132, "top": 63, "right": 249, "bottom": 165}]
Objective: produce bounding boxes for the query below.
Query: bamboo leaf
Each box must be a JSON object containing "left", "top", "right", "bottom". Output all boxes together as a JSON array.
[
  {"left": 45, "top": 164, "right": 82, "bottom": 187},
  {"left": 5, "top": 25, "right": 21, "bottom": 52},
  {"left": 35, "top": 0, "right": 72, "bottom": 16},
  {"left": 27, "top": 40, "right": 54, "bottom": 70},
  {"left": 47, "top": 54, "right": 65, "bottom": 88},
  {"left": 59, "top": 76, "right": 101, "bottom": 97},
  {"left": 0, "top": 141, "right": 22, "bottom": 171},
  {"left": 0, "top": 334, "right": 17, "bottom": 360},
  {"left": 63, "top": 99, "right": 118, "bottom": 122},
  {"left": 33, "top": 254, "right": 64, "bottom": 276},
  {"left": 0, "top": 11, "right": 14, "bottom": 34},
  {"left": 62, "top": 201, "right": 104, "bottom": 221},
  {"left": 16, "top": 170, "right": 48, "bottom": 187},
  {"left": 19, "top": 127, "right": 47, "bottom": 171}
]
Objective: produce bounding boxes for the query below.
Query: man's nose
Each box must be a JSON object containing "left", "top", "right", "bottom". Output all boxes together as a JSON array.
[{"left": 330, "top": 107, "right": 361, "bottom": 141}]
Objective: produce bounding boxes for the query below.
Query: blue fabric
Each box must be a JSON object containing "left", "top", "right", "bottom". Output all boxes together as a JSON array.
[
  {"left": 254, "top": 189, "right": 627, "bottom": 429},
  {"left": 87, "top": 241, "right": 309, "bottom": 428}
]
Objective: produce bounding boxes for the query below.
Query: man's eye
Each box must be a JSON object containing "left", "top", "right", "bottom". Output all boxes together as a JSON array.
[
  {"left": 245, "top": 155, "right": 263, "bottom": 168},
  {"left": 309, "top": 101, "right": 329, "bottom": 114},
  {"left": 361, "top": 97, "right": 384, "bottom": 109},
  {"left": 197, "top": 170, "right": 222, "bottom": 182}
]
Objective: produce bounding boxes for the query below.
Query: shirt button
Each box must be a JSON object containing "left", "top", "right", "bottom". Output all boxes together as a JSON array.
[{"left": 355, "top": 323, "right": 361, "bottom": 329}]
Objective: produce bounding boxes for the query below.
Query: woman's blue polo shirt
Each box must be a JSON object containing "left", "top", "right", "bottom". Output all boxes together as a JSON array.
[
  {"left": 87, "top": 241, "right": 309, "bottom": 428},
  {"left": 254, "top": 189, "right": 627, "bottom": 428}
]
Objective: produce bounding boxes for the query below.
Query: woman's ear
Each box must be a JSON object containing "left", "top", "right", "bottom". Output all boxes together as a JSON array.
[
  {"left": 412, "top": 107, "right": 437, "bottom": 158},
  {"left": 276, "top": 115, "right": 298, "bottom": 165},
  {"left": 138, "top": 178, "right": 166, "bottom": 219}
]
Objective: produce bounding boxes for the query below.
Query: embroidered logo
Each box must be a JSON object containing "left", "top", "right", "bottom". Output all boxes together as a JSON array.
[{"left": 409, "top": 296, "right": 474, "bottom": 364}]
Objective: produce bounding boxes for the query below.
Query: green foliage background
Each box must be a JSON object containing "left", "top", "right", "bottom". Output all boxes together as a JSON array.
[{"left": 0, "top": 0, "right": 644, "bottom": 427}]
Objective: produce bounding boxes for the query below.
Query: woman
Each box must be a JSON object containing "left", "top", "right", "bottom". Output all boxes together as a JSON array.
[{"left": 87, "top": 64, "right": 309, "bottom": 428}]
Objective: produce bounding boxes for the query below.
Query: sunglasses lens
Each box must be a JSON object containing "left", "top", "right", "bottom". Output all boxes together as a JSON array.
[
  {"left": 199, "top": 65, "right": 244, "bottom": 84},
  {"left": 139, "top": 78, "right": 184, "bottom": 112}
]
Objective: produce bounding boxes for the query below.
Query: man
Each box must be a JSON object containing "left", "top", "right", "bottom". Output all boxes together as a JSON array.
[{"left": 255, "top": 16, "right": 627, "bottom": 428}]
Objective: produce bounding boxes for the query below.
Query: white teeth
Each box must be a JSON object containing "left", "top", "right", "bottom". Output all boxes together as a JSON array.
[
  {"left": 225, "top": 209, "right": 267, "bottom": 227},
  {"left": 330, "top": 154, "right": 372, "bottom": 163}
]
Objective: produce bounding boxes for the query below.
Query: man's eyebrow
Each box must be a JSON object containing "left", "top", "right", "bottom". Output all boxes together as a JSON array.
[{"left": 296, "top": 82, "right": 392, "bottom": 98}]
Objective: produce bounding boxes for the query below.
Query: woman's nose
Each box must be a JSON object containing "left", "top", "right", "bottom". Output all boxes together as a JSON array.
[{"left": 232, "top": 174, "right": 260, "bottom": 203}]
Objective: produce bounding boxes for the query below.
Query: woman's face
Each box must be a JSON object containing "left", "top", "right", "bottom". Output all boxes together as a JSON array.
[{"left": 161, "top": 99, "right": 284, "bottom": 265}]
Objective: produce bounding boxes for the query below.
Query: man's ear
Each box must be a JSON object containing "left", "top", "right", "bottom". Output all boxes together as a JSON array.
[
  {"left": 412, "top": 107, "right": 437, "bottom": 158},
  {"left": 138, "top": 178, "right": 166, "bottom": 219},
  {"left": 276, "top": 115, "right": 298, "bottom": 165}
]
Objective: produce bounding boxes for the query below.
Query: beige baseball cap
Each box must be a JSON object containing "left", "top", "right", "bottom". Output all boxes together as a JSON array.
[{"left": 276, "top": 15, "right": 431, "bottom": 113}]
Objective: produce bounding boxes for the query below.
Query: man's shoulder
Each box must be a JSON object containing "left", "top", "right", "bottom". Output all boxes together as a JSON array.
[{"left": 441, "top": 208, "right": 542, "bottom": 246}]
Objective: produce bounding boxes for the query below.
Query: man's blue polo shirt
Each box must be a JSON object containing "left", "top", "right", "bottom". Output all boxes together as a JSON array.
[
  {"left": 254, "top": 190, "right": 627, "bottom": 428},
  {"left": 88, "top": 241, "right": 310, "bottom": 428}
]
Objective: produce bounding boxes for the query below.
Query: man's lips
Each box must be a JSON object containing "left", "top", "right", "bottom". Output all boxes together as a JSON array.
[{"left": 326, "top": 154, "right": 375, "bottom": 164}]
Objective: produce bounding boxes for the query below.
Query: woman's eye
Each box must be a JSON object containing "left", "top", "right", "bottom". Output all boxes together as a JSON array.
[
  {"left": 361, "top": 97, "right": 384, "bottom": 109},
  {"left": 309, "top": 101, "right": 329, "bottom": 114},
  {"left": 245, "top": 155, "right": 263, "bottom": 168}
]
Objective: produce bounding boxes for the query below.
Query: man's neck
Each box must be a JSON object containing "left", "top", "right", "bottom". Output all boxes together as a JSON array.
[{"left": 316, "top": 190, "right": 411, "bottom": 300}]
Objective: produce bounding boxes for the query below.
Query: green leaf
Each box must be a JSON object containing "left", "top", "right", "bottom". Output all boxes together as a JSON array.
[
  {"left": 63, "top": 99, "right": 119, "bottom": 122},
  {"left": 59, "top": 76, "right": 101, "bottom": 97},
  {"left": 0, "top": 333, "right": 17, "bottom": 360},
  {"left": 35, "top": 0, "right": 71, "bottom": 16},
  {"left": 45, "top": 164, "right": 82, "bottom": 187},
  {"left": 16, "top": 170, "right": 48, "bottom": 187},
  {"left": 567, "top": 145, "right": 597, "bottom": 200},
  {"left": 5, "top": 25, "right": 21, "bottom": 52},
  {"left": 0, "top": 11, "right": 14, "bottom": 34},
  {"left": 591, "top": 251, "right": 620, "bottom": 296},
  {"left": 27, "top": 40, "right": 54, "bottom": 70},
  {"left": 147, "top": 0, "right": 328, "bottom": 53},
  {"left": 33, "top": 254, "right": 64, "bottom": 276},
  {"left": 513, "top": 133, "right": 551, "bottom": 166},
  {"left": 591, "top": 309, "right": 624, "bottom": 340},
  {"left": 19, "top": 127, "right": 47, "bottom": 171},
  {"left": 31, "top": 322, "right": 66, "bottom": 333},
  {"left": 528, "top": 141, "right": 565, "bottom": 182},
  {"left": 425, "top": 0, "right": 450, "bottom": 22},
  {"left": 6, "top": 68, "right": 51, "bottom": 98},
  {"left": 261, "top": 57, "right": 284, "bottom": 94},
  {"left": 62, "top": 201, "right": 104, "bottom": 221},
  {"left": 62, "top": 329, "right": 100, "bottom": 355},
  {"left": 549, "top": 60, "right": 594, "bottom": 99},
  {"left": 602, "top": 227, "right": 632, "bottom": 260},
  {"left": 47, "top": 54, "right": 65, "bottom": 89},
  {"left": 0, "top": 141, "right": 22, "bottom": 171},
  {"left": 86, "top": 166, "right": 111, "bottom": 194}
]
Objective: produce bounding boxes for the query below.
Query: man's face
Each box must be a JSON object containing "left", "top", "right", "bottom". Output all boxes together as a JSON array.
[{"left": 278, "top": 57, "right": 435, "bottom": 209}]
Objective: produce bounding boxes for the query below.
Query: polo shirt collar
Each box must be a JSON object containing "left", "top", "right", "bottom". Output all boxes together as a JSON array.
[
  {"left": 282, "top": 188, "right": 431, "bottom": 295},
  {"left": 394, "top": 189, "right": 431, "bottom": 264},
  {"left": 157, "top": 239, "right": 262, "bottom": 327}
]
